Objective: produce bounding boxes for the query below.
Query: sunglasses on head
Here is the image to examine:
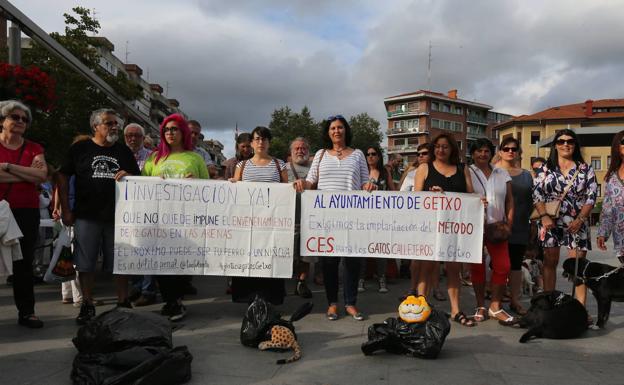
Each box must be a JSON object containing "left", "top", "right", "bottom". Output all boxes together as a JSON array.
[
  {"left": 418, "top": 151, "right": 429, "bottom": 156},
  {"left": 366, "top": 151, "right": 378, "bottom": 156},
  {"left": 555, "top": 138, "right": 575, "bottom": 146},
  {"left": 163, "top": 126, "right": 179, "bottom": 134},
  {"left": 8, "top": 113, "right": 29, "bottom": 123},
  {"left": 327, "top": 114, "right": 344, "bottom": 121},
  {"left": 501, "top": 146, "right": 518, "bottom": 153}
]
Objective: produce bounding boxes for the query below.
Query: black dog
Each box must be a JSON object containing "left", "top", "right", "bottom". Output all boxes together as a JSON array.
[
  {"left": 562, "top": 258, "right": 624, "bottom": 328},
  {"left": 517, "top": 290, "right": 587, "bottom": 343}
]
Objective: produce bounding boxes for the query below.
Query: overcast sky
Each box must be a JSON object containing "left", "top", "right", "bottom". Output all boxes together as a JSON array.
[{"left": 11, "top": 0, "right": 624, "bottom": 157}]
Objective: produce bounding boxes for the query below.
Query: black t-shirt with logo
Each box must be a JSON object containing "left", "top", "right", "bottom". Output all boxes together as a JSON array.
[{"left": 60, "top": 140, "right": 140, "bottom": 223}]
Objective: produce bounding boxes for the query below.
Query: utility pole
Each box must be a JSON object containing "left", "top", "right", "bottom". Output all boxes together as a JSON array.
[
  {"left": 125, "top": 40, "right": 130, "bottom": 62},
  {"left": 165, "top": 81, "right": 170, "bottom": 96},
  {"left": 8, "top": 21, "right": 20, "bottom": 65}
]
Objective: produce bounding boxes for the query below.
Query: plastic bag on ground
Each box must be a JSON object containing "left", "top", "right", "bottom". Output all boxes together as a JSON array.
[
  {"left": 44, "top": 225, "right": 76, "bottom": 283},
  {"left": 71, "top": 345, "right": 192, "bottom": 385},
  {"left": 361, "top": 308, "right": 451, "bottom": 359},
  {"left": 73, "top": 308, "right": 172, "bottom": 354},
  {"left": 240, "top": 295, "right": 313, "bottom": 348}
]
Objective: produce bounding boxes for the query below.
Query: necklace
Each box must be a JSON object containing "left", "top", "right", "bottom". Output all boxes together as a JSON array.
[{"left": 334, "top": 147, "right": 346, "bottom": 157}]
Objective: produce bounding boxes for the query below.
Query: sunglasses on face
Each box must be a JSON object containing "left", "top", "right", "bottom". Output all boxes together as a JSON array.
[
  {"left": 163, "top": 126, "right": 179, "bottom": 134},
  {"left": 418, "top": 151, "right": 429, "bottom": 156},
  {"left": 555, "top": 138, "right": 575, "bottom": 146},
  {"left": 327, "top": 114, "right": 344, "bottom": 121},
  {"left": 501, "top": 147, "right": 518, "bottom": 153},
  {"left": 8, "top": 113, "right": 29, "bottom": 123},
  {"left": 366, "top": 152, "right": 378, "bottom": 156}
]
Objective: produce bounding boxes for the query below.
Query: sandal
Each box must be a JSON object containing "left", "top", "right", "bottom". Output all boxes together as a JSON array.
[
  {"left": 326, "top": 304, "right": 338, "bottom": 321},
  {"left": 345, "top": 305, "right": 365, "bottom": 321},
  {"left": 473, "top": 307, "right": 488, "bottom": 322},
  {"left": 488, "top": 308, "right": 516, "bottom": 326},
  {"left": 452, "top": 311, "right": 476, "bottom": 327}
]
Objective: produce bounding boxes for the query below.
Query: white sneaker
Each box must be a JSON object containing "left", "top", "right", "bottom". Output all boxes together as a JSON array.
[
  {"left": 357, "top": 278, "right": 366, "bottom": 292},
  {"left": 378, "top": 276, "right": 388, "bottom": 293}
]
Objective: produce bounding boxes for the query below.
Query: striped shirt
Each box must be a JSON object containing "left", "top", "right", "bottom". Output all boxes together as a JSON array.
[
  {"left": 236, "top": 158, "right": 286, "bottom": 182},
  {"left": 306, "top": 149, "right": 369, "bottom": 191}
]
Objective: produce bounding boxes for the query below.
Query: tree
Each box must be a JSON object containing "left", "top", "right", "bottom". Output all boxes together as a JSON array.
[
  {"left": 268, "top": 106, "right": 322, "bottom": 159},
  {"left": 348, "top": 113, "right": 384, "bottom": 153},
  {"left": 17, "top": 7, "right": 142, "bottom": 166}
]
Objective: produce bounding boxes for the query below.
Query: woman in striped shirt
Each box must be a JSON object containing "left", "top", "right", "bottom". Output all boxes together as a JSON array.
[
  {"left": 294, "top": 115, "right": 376, "bottom": 321},
  {"left": 231, "top": 126, "right": 288, "bottom": 305}
]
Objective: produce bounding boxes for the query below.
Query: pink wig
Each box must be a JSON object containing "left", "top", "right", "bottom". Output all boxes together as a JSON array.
[{"left": 154, "top": 113, "right": 193, "bottom": 164}]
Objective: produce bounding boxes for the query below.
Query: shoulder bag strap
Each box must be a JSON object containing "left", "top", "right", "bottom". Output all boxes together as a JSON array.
[
  {"left": 289, "top": 160, "right": 299, "bottom": 180},
  {"left": 470, "top": 165, "right": 487, "bottom": 193},
  {"left": 2, "top": 141, "right": 27, "bottom": 201},
  {"left": 273, "top": 157, "right": 281, "bottom": 176},
  {"left": 238, "top": 159, "right": 248, "bottom": 180},
  {"left": 558, "top": 167, "right": 581, "bottom": 202}
]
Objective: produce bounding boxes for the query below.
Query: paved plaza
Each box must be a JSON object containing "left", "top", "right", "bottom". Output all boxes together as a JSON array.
[{"left": 1, "top": 234, "right": 624, "bottom": 385}]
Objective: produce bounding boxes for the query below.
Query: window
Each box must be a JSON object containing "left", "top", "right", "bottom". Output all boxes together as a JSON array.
[
  {"left": 591, "top": 156, "right": 601, "bottom": 170},
  {"left": 457, "top": 140, "right": 462, "bottom": 150},
  {"left": 394, "top": 121, "right": 401, "bottom": 129},
  {"left": 431, "top": 119, "right": 440, "bottom": 128},
  {"left": 393, "top": 138, "right": 405, "bottom": 146},
  {"left": 453, "top": 122, "right": 463, "bottom": 131},
  {"left": 408, "top": 137, "right": 419, "bottom": 145},
  {"left": 597, "top": 184, "right": 602, "bottom": 197},
  {"left": 454, "top": 106, "right": 462, "bottom": 115},
  {"left": 442, "top": 104, "right": 451, "bottom": 113},
  {"left": 431, "top": 102, "right": 439, "bottom": 111},
  {"left": 443, "top": 121, "right": 452, "bottom": 130},
  {"left": 531, "top": 131, "right": 541, "bottom": 144},
  {"left": 395, "top": 104, "right": 406, "bottom": 112}
]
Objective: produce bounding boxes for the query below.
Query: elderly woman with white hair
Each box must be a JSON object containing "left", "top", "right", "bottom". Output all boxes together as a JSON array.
[{"left": 0, "top": 100, "right": 48, "bottom": 328}]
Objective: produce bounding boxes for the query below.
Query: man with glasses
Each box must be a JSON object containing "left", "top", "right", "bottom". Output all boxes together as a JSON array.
[
  {"left": 124, "top": 123, "right": 151, "bottom": 170},
  {"left": 58, "top": 108, "right": 141, "bottom": 324}
]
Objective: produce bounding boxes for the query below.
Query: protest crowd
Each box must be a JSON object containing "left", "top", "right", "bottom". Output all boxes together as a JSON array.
[{"left": 2, "top": 98, "right": 624, "bottom": 337}]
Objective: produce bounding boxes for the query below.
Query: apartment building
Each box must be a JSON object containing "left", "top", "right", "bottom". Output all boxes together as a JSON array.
[{"left": 384, "top": 89, "right": 511, "bottom": 166}]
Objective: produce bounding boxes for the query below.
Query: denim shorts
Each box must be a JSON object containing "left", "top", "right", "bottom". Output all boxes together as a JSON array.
[{"left": 73, "top": 219, "right": 115, "bottom": 273}]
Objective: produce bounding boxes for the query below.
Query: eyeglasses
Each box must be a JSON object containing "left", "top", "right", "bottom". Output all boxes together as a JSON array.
[
  {"left": 7, "top": 113, "right": 29, "bottom": 124},
  {"left": 366, "top": 152, "right": 378, "bottom": 156},
  {"left": 327, "top": 114, "right": 344, "bottom": 121},
  {"left": 418, "top": 151, "right": 429, "bottom": 156},
  {"left": 101, "top": 120, "right": 119, "bottom": 127},
  {"left": 252, "top": 136, "right": 269, "bottom": 143},
  {"left": 501, "top": 147, "right": 518, "bottom": 153},
  {"left": 555, "top": 138, "right": 576, "bottom": 146},
  {"left": 125, "top": 133, "right": 143, "bottom": 138},
  {"left": 163, "top": 126, "right": 179, "bottom": 134}
]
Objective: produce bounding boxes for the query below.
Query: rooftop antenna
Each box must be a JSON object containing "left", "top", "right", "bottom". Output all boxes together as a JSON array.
[
  {"left": 91, "top": 8, "right": 98, "bottom": 36},
  {"left": 146, "top": 67, "right": 150, "bottom": 81},
  {"left": 165, "top": 81, "right": 170, "bottom": 96},
  {"left": 124, "top": 40, "right": 130, "bottom": 63},
  {"left": 427, "top": 40, "right": 432, "bottom": 91}
]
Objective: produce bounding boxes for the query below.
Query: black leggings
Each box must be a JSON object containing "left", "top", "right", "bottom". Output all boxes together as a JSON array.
[
  {"left": 11, "top": 208, "right": 39, "bottom": 317},
  {"left": 508, "top": 243, "right": 526, "bottom": 271}
]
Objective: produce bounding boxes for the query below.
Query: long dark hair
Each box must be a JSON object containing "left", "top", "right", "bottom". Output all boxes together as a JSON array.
[
  {"left": 605, "top": 130, "right": 624, "bottom": 181},
  {"left": 546, "top": 129, "right": 584, "bottom": 169},
  {"left": 321, "top": 115, "right": 352, "bottom": 148},
  {"left": 365, "top": 146, "right": 388, "bottom": 181},
  {"left": 431, "top": 133, "right": 460, "bottom": 166}
]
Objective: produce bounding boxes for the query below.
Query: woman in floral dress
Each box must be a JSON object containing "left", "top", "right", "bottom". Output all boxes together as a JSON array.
[
  {"left": 597, "top": 130, "right": 624, "bottom": 262},
  {"left": 533, "top": 129, "right": 597, "bottom": 310}
]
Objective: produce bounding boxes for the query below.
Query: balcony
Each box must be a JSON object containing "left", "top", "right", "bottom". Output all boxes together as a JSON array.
[
  {"left": 467, "top": 114, "right": 488, "bottom": 125},
  {"left": 387, "top": 126, "right": 429, "bottom": 136},
  {"left": 387, "top": 143, "right": 420, "bottom": 153},
  {"left": 387, "top": 108, "right": 427, "bottom": 118},
  {"left": 467, "top": 126, "right": 487, "bottom": 138}
]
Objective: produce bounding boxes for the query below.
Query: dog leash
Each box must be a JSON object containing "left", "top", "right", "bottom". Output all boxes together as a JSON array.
[{"left": 580, "top": 262, "right": 623, "bottom": 282}]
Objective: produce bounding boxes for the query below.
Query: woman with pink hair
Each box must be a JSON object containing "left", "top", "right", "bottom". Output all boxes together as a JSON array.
[{"left": 142, "top": 113, "right": 209, "bottom": 321}]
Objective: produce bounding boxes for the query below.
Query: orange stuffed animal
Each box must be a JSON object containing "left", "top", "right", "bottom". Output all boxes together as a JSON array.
[{"left": 398, "top": 295, "right": 431, "bottom": 323}]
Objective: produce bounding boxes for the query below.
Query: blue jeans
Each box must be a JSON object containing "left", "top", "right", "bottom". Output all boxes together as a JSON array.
[
  {"left": 322, "top": 257, "right": 360, "bottom": 306},
  {"left": 132, "top": 275, "right": 156, "bottom": 297}
]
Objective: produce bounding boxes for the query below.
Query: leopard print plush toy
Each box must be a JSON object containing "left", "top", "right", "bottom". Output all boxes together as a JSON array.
[{"left": 258, "top": 325, "right": 302, "bottom": 364}]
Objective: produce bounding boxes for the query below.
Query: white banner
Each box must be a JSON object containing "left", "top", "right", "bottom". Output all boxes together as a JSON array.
[
  {"left": 114, "top": 177, "right": 296, "bottom": 277},
  {"left": 300, "top": 190, "right": 484, "bottom": 263}
]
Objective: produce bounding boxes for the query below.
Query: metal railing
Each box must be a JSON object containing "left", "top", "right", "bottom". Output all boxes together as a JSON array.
[
  {"left": 387, "top": 108, "right": 426, "bottom": 118},
  {"left": 386, "top": 127, "right": 428, "bottom": 135}
]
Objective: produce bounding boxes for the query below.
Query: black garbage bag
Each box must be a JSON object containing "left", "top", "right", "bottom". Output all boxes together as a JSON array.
[
  {"left": 240, "top": 295, "right": 313, "bottom": 347},
  {"left": 361, "top": 309, "right": 451, "bottom": 359},
  {"left": 518, "top": 290, "right": 587, "bottom": 343},
  {"left": 73, "top": 308, "right": 172, "bottom": 354},
  {"left": 71, "top": 345, "right": 192, "bottom": 385}
]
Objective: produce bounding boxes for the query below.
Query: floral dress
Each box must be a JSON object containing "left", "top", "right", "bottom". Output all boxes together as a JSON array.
[
  {"left": 597, "top": 173, "right": 624, "bottom": 257},
  {"left": 533, "top": 162, "right": 597, "bottom": 250}
]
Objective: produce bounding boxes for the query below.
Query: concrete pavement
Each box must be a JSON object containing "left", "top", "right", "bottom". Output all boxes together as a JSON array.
[{"left": 1, "top": 235, "right": 624, "bottom": 385}]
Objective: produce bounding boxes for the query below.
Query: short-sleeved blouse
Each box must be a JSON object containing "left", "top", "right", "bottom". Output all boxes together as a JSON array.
[{"left": 306, "top": 149, "right": 369, "bottom": 191}]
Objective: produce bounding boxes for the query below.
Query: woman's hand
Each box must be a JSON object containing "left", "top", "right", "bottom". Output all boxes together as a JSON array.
[
  {"left": 293, "top": 179, "right": 306, "bottom": 192},
  {"left": 363, "top": 182, "right": 377, "bottom": 192},
  {"left": 429, "top": 185, "right": 444, "bottom": 192},
  {"left": 228, "top": 178, "right": 237, "bottom": 183},
  {"left": 31, "top": 158, "right": 46, "bottom": 169},
  {"left": 114, "top": 170, "right": 129, "bottom": 181},
  {"left": 541, "top": 215, "right": 555, "bottom": 231},
  {"left": 481, "top": 197, "right": 489, "bottom": 209},
  {"left": 568, "top": 217, "right": 584, "bottom": 234},
  {"left": 52, "top": 208, "right": 61, "bottom": 221},
  {"left": 597, "top": 236, "right": 607, "bottom": 251}
]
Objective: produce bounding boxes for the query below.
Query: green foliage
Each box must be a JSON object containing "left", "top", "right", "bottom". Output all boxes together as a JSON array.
[
  {"left": 268, "top": 107, "right": 383, "bottom": 160},
  {"left": 19, "top": 7, "right": 142, "bottom": 166}
]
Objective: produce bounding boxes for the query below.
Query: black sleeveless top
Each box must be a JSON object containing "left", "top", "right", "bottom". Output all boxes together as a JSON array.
[{"left": 423, "top": 162, "right": 467, "bottom": 193}]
